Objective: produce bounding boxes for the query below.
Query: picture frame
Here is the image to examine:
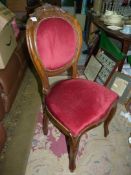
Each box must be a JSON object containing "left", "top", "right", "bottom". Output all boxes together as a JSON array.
[
  {"left": 84, "top": 49, "right": 119, "bottom": 85},
  {"left": 107, "top": 72, "right": 131, "bottom": 104},
  {"left": 95, "top": 49, "right": 119, "bottom": 85},
  {"left": 84, "top": 55, "right": 102, "bottom": 81}
]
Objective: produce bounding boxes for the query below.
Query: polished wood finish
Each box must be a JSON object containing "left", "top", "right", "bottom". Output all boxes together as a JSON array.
[
  {"left": 92, "top": 17, "right": 131, "bottom": 71},
  {"left": 26, "top": 4, "right": 83, "bottom": 94},
  {"left": 26, "top": 5, "right": 117, "bottom": 172},
  {"left": 7, "top": 0, "right": 26, "bottom": 12}
]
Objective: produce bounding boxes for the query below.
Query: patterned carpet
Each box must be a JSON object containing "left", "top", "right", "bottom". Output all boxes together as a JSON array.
[
  {"left": 25, "top": 103, "right": 131, "bottom": 175},
  {"left": 0, "top": 67, "right": 131, "bottom": 175}
]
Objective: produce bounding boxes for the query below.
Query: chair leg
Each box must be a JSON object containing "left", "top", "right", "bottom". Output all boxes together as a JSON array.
[
  {"left": 42, "top": 98, "right": 49, "bottom": 135},
  {"left": 43, "top": 113, "right": 49, "bottom": 135},
  {"left": 104, "top": 105, "right": 117, "bottom": 137},
  {"left": 66, "top": 135, "right": 80, "bottom": 172}
]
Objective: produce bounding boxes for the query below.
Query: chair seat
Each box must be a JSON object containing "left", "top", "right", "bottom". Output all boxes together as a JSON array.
[{"left": 45, "top": 79, "right": 118, "bottom": 137}]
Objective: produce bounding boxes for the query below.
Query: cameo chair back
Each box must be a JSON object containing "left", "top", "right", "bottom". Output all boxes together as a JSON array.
[
  {"left": 26, "top": 5, "right": 82, "bottom": 92},
  {"left": 26, "top": 5, "right": 118, "bottom": 172}
]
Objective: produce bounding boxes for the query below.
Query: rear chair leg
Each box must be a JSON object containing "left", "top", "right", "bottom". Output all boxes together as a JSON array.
[
  {"left": 42, "top": 96, "right": 49, "bottom": 135},
  {"left": 104, "top": 105, "right": 117, "bottom": 137},
  {"left": 41, "top": 88, "right": 49, "bottom": 135},
  {"left": 43, "top": 113, "right": 49, "bottom": 135}
]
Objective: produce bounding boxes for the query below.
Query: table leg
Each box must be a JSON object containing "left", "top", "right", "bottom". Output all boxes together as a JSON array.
[{"left": 118, "top": 40, "right": 130, "bottom": 72}]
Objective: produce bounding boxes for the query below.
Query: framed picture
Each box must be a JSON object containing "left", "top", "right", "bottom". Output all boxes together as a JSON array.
[
  {"left": 95, "top": 49, "right": 118, "bottom": 85},
  {"left": 107, "top": 72, "right": 131, "bottom": 104},
  {"left": 84, "top": 55, "right": 102, "bottom": 81},
  {"left": 84, "top": 49, "right": 119, "bottom": 85}
]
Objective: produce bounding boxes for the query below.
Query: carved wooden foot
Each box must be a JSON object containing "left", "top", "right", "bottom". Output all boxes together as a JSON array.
[{"left": 66, "top": 136, "right": 80, "bottom": 172}]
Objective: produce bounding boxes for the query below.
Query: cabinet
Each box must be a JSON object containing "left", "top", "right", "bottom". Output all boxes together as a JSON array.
[
  {"left": 0, "top": 32, "right": 27, "bottom": 114},
  {"left": 7, "top": 0, "right": 26, "bottom": 12}
]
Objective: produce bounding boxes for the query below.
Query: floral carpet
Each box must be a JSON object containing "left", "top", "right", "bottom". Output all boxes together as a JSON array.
[{"left": 25, "top": 104, "right": 131, "bottom": 175}]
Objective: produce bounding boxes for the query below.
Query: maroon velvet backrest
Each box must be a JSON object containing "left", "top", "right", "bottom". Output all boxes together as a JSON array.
[
  {"left": 26, "top": 5, "right": 82, "bottom": 92},
  {"left": 36, "top": 18, "right": 77, "bottom": 70}
]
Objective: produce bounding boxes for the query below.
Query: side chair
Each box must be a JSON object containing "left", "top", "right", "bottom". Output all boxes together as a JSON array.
[{"left": 26, "top": 4, "right": 118, "bottom": 172}]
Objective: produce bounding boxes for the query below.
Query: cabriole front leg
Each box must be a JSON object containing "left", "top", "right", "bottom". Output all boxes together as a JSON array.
[{"left": 67, "top": 135, "right": 80, "bottom": 172}]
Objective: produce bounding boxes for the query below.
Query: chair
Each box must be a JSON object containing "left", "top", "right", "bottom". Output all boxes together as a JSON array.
[{"left": 26, "top": 4, "right": 118, "bottom": 172}]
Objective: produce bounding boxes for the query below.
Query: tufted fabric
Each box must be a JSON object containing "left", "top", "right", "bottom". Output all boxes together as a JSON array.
[
  {"left": 36, "top": 18, "right": 77, "bottom": 70},
  {"left": 45, "top": 79, "right": 118, "bottom": 136}
]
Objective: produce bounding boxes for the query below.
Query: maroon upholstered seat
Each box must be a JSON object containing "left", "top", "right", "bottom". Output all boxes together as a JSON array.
[
  {"left": 26, "top": 5, "right": 118, "bottom": 172},
  {"left": 46, "top": 79, "right": 118, "bottom": 136}
]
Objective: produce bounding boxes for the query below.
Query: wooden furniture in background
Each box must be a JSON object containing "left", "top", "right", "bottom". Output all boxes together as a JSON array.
[
  {"left": 0, "top": 32, "right": 27, "bottom": 114},
  {"left": 0, "top": 32, "right": 28, "bottom": 153},
  {"left": 93, "top": 17, "right": 131, "bottom": 71},
  {"left": 7, "top": 0, "right": 26, "bottom": 13}
]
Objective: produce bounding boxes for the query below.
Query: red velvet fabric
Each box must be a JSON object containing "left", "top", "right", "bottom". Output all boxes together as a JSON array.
[
  {"left": 36, "top": 18, "right": 77, "bottom": 70},
  {"left": 45, "top": 79, "right": 118, "bottom": 136}
]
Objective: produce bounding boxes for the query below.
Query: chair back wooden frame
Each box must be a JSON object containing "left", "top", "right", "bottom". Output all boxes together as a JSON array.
[
  {"left": 26, "top": 4, "right": 82, "bottom": 94},
  {"left": 26, "top": 4, "right": 117, "bottom": 172}
]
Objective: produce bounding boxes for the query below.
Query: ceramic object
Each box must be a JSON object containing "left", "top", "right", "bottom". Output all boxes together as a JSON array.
[
  {"left": 121, "top": 25, "right": 131, "bottom": 34},
  {"left": 107, "top": 25, "right": 122, "bottom": 30},
  {"left": 104, "top": 10, "right": 114, "bottom": 16},
  {"left": 104, "top": 14, "right": 123, "bottom": 26}
]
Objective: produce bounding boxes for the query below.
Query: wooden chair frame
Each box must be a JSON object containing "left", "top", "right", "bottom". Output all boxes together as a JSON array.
[{"left": 26, "top": 4, "right": 117, "bottom": 172}]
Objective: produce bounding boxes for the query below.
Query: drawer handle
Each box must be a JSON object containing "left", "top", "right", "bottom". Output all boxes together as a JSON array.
[{"left": 6, "top": 36, "right": 12, "bottom": 46}]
